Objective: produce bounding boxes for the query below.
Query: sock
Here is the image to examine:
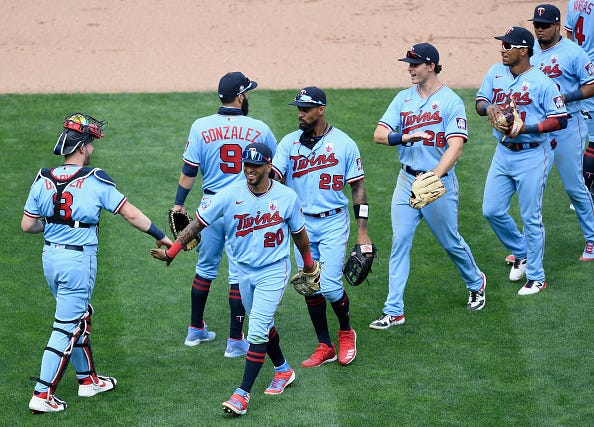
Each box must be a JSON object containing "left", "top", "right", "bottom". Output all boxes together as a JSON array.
[
  {"left": 240, "top": 343, "right": 267, "bottom": 393},
  {"left": 331, "top": 291, "right": 351, "bottom": 331},
  {"left": 266, "top": 327, "right": 285, "bottom": 367},
  {"left": 190, "top": 275, "right": 211, "bottom": 328},
  {"left": 305, "top": 294, "right": 332, "bottom": 346},
  {"left": 228, "top": 283, "right": 245, "bottom": 340}
]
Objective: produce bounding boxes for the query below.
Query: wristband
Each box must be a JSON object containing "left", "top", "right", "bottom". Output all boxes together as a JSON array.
[
  {"left": 524, "top": 124, "right": 538, "bottom": 134},
  {"left": 564, "top": 89, "right": 583, "bottom": 104},
  {"left": 146, "top": 223, "right": 166, "bottom": 240},
  {"left": 302, "top": 252, "right": 314, "bottom": 270},
  {"left": 166, "top": 241, "right": 183, "bottom": 259},
  {"left": 174, "top": 184, "right": 191, "bottom": 206},
  {"left": 387, "top": 131, "right": 403, "bottom": 146},
  {"left": 481, "top": 103, "right": 489, "bottom": 115},
  {"left": 353, "top": 204, "right": 369, "bottom": 219}
]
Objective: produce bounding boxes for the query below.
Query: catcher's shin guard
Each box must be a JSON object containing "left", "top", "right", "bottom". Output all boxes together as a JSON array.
[{"left": 31, "top": 305, "right": 94, "bottom": 394}]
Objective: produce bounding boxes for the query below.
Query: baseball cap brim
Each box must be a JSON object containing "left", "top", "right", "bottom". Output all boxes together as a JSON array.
[
  {"left": 289, "top": 100, "right": 324, "bottom": 107},
  {"left": 494, "top": 35, "right": 530, "bottom": 46},
  {"left": 398, "top": 57, "right": 426, "bottom": 64}
]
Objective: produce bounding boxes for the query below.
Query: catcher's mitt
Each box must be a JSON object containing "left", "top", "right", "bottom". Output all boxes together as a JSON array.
[
  {"left": 291, "top": 260, "right": 321, "bottom": 296},
  {"left": 494, "top": 98, "right": 523, "bottom": 140},
  {"left": 168, "top": 209, "right": 200, "bottom": 251},
  {"left": 409, "top": 171, "right": 446, "bottom": 209},
  {"left": 343, "top": 243, "right": 377, "bottom": 286}
]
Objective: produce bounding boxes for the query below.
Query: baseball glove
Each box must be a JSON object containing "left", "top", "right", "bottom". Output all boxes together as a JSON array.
[
  {"left": 291, "top": 260, "right": 321, "bottom": 296},
  {"left": 494, "top": 98, "right": 523, "bottom": 140},
  {"left": 168, "top": 209, "right": 199, "bottom": 251},
  {"left": 343, "top": 243, "right": 377, "bottom": 286},
  {"left": 409, "top": 171, "right": 446, "bottom": 209}
]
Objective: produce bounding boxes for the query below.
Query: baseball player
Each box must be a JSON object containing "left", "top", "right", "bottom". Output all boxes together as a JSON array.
[
  {"left": 152, "top": 143, "right": 316, "bottom": 416},
  {"left": 476, "top": 26, "right": 568, "bottom": 295},
  {"left": 271, "top": 86, "right": 372, "bottom": 366},
  {"left": 529, "top": 4, "right": 594, "bottom": 261},
  {"left": 369, "top": 43, "right": 486, "bottom": 330},
  {"left": 566, "top": 0, "right": 594, "bottom": 196},
  {"left": 22, "top": 113, "right": 172, "bottom": 414},
  {"left": 172, "top": 72, "right": 277, "bottom": 357}
]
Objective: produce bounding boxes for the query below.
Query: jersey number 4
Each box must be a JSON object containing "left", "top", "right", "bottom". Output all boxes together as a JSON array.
[{"left": 573, "top": 16, "right": 586, "bottom": 46}]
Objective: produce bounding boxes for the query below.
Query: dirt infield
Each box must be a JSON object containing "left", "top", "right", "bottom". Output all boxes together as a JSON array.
[{"left": 1, "top": 0, "right": 567, "bottom": 94}]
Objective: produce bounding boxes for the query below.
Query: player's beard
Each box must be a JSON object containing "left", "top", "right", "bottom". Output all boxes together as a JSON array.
[
  {"left": 299, "top": 117, "right": 318, "bottom": 133},
  {"left": 241, "top": 97, "right": 249, "bottom": 115}
]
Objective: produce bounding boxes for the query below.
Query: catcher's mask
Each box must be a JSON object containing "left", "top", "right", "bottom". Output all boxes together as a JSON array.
[{"left": 53, "top": 113, "right": 107, "bottom": 156}]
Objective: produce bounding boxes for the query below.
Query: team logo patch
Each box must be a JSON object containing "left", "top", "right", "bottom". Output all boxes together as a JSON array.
[
  {"left": 553, "top": 95, "right": 565, "bottom": 109},
  {"left": 431, "top": 101, "right": 440, "bottom": 110},
  {"left": 269, "top": 200, "right": 278, "bottom": 211},
  {"left": 550, "top": 55, "right": 558, "bottom": 64},
  {"left": 521, "top": 81, "right": 530, "bottom": 92},
  {"left": 200, "top": 198, "right": 212, "bottom": 210},
  {"left": 324, "top": 143, "right": 334, "bottom": 153},
  {"left": 586, "top": 62, "right": 594, "bottom": 76},
  {"left": 356, "top": 157, "right": 362, "bottom": 170},
  {"left": 456, "top": 118, "right": 467, "bottom": 130}
]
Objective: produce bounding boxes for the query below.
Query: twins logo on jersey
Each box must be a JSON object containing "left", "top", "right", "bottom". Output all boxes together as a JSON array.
[
  {"left": 540, "top": 61, "right": 563, "bottom": 78},
  {"left": 235, "top": 209, "right": 283, "bottom": 237},
  {"left": 289, "top": 151, "right": 339, "bottom": 178},
  {"left": 401, "top": 110, "right": 443, "bottom": 132},
  {"left": 492, "top": 88, "right": 532, "bottom": 105}
]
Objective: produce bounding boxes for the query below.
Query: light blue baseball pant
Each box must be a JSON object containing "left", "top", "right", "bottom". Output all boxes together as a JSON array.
[
  {"left": 195, "top": 196, "right": 238, "bottom": 283},
  {"left": 383, "top": 170, "right": 483, "bottom": 317},
  {"left": 551, "top": 113, "right": 594, "bottom": 241},
  {"left": 237, "top": 257, "right": 290, "bottom": 345},
  {"left": 483, "top": 143, "right": 554, "bottom": 282},
  {"left": 293, "top": 210, "right": 350, "bottom": 303},
  {"left": 36, "top": 244, "right": 98, "bottom": 393}
]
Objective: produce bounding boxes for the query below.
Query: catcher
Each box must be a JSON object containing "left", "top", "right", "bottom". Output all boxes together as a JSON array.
[{"left": 369, "top": 42, "right": 487, "bottom": 331}]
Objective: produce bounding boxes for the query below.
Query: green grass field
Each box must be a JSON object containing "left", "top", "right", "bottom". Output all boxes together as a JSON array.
[{"left": 1, "top": 89, "right": 593, "bottom": 426}]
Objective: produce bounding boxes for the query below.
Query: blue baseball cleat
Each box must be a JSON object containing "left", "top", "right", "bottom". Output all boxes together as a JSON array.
[
  {"left": 224, "top": 338, "right": 249, "bottom": 358},
  {"left": 184, "top": 324, "right": 216, "bottom": 347}
]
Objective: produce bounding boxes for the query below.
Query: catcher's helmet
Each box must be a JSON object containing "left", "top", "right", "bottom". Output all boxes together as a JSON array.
[{"left": 53, "top": 113, "right": 107, "bottom": 156}]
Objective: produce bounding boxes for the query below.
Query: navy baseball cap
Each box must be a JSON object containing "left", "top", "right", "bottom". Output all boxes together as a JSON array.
[
  {"left": 289, "top": 86, "right": 327, "bottom": 107},
  {"left": 529, "top": 4, "right": 561, "bottom": 23},
  {"left": 242, "top": 143, "right": 272, "bottom": 165},
  {"left": 399, "top": 43, "right": 439, "bottom": 64},
  {"left": 495, "top": 26, "right": 535, "bottom": 47},
  {"left": 218, "top": 72, "right": 258, "bottom": 99}
]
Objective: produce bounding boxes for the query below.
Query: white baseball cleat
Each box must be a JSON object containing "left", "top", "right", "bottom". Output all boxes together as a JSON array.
[
  {"left": 518, "top": 280, "right": 547, "bottom": 296},
  {"left": 505, "top": 254, "right": 516, "bottom": 265},
  {"left": 29, "top": 392, "right": 67, "bottom": 414},
  {"left": 78, "top": 374, "right": 117, "bottom": 397},
  {"left": 509, "top": 258, "right": 527, "bottom": 282}
]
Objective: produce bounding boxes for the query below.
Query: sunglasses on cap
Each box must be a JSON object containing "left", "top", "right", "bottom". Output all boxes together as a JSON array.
[
  {"left": 533, "top": 22, "right": 553, "bottom": 30},
  {"left": 406, "top": 50, "right": 432, "bottom": 62},
  {"left": 293, "top": 93, "right": 324, "bottom": 105},
  {"left": 241, "top": 148, "right": 270, "bottom": 163},
  {"left": 501, "top": 42, "right": 527, "bottom": 51},
  {"left": 237, "top": 77, "right": 253, "bottom": 95}
]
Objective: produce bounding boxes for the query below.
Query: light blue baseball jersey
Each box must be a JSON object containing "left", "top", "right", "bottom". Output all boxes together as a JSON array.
[
  {"left": 271, "top": 127, "right": 363, "bottom": 214},
  {"left": 531, "top": 37, "right": 594, "bottom": 114},
  {"left": 476, "top": 64, "right": 568, "bottom": 143},
  {"left": 183, "top": 112, "right": 277, "bottom": 193},
  {"left": 566, "top": 0, "right": 594, "bottom": 112},
  {"left": 378, "top": 85, "right": 468, "bottom": 173},
  {"left": 23, "top": 165, "right": 126, "bottom": 247},
  {"left": 196, "top": 180, "right": 305, "bottom": 268}
]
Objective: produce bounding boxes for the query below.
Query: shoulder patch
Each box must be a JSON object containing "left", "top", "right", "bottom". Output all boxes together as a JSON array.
[{"left": 93, "top": 168, "right": 117, "bottom": 187}]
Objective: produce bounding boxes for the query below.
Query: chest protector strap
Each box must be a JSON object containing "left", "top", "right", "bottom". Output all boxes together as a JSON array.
[{"left": 40, "top": 167, "right": 97, "bottom": 228}]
